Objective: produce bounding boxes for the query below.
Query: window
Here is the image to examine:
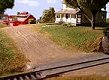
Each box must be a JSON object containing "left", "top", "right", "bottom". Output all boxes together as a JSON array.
[
  {"left": 13, "top": 17, "right": 17, "bottom": 21},
  {"left": 77, "top": 14, "right": 81, "bottom": 18},
  {"left": 9, "top": 18, "right": 13, "bottom": 21},
  {"left": 77, "top": 18, "right": 81, "bottom": 23},
  {"left": 56, "top": 14, "right": 60, "bottom": 18},
  {"left": 71, "top": 15, "right": 76, "bottom": 18},
  {"left": 66, "top": 14, "right": 70, "bottom": 19}
]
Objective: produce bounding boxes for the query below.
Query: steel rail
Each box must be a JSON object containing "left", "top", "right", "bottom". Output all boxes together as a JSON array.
[{"left": 1, "top": 54, "right": 109, "bottom": 80}]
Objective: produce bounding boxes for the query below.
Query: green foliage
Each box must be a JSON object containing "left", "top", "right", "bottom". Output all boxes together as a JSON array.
[
  {"left": 36, "top": 17, "right": 42, "bottom": 23},
  {"left": 64, "top": 0, "right": 78, "bottom": 8},
  {"left": 77, "top": 0, "right": 108, "bottom": 11},
  {"left": 41, "top": 7, "right": 55, "bottom": 23},
  {"left": 64, "top": 0, "right": 108, "bottom": 11},
  {"left": 0, "top": 0, "right": 15, "bottom": 13},
  {"left": 40, "top": 25, "right": 103, "bottom": 52},
  {"left": 64, "top": 0, "right": 109, "bottom": 29},
  {"left": 62, "top": 23, "right": 73, "bottom": 27},
  {"left": 106, "top": 18, "right": 109, "bottom": 23},
  {"left": 0, "top": 30, "right": 28, "bottom": 76},
  {"left": 103, "top": 28, "right": 109, "bottom": 37}
]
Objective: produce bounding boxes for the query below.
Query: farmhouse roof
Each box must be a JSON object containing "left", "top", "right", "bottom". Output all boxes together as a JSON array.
[{"left": 55, "top": 9, "right": 79, "bottom": 14}]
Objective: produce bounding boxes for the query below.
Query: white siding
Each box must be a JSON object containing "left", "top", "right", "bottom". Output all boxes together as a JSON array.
[
  {"left": 17, "top": 17, "right": 26, "bottom": 21},
  {"left": 55, "top": 18, "right": 61, "bottom": 23},
  {"left": 71, "top": 18, "right": 76, "bottom": 23},
  {"left": 63, "top": 17, "right": 67, "bottom": 22},
  {"left": 63, "top": 4, "right": 67, "bottom": 10},
  {"left": 66, "top": 18, "right": 71, "bottom": 23},
  {"left": 55, "top": 17, "right": 76, "bottom": 26}
]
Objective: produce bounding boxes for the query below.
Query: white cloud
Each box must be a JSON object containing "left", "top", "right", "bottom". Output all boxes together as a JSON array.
[
  {"left": 47, "top": 0, "right": 58, "bottom": 4},
  {"left": 17, "top": 0, "right": 40, "bottom": 7}
]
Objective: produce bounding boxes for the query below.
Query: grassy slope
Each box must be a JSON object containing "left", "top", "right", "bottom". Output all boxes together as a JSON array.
[
  {"left": 40, "top": 25, "right": 103, "bottom": 52},
  {"left": 0, "top": 30, "right": 28, "bottom": 76}
]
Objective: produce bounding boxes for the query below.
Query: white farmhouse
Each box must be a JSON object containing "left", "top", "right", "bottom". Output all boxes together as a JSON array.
[{"left": 55, "top": 0, "right": 107, "bottom": 26}]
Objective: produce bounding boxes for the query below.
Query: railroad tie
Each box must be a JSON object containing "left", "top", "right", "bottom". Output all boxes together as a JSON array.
[
  {"left": 19, "top": 77, "right": 24, "bottom": 80},
  {"left": 30, "top": 74, "right": 36, "bottom": 80},
  {"left": 13, "top": 78, "right": 17, "bottom": 80},
  {"left": 1, "top": 53, "right": 109, "bottom": 80},
  {"left": 25, "top": 75, "right": 30, "bottom": 80}
]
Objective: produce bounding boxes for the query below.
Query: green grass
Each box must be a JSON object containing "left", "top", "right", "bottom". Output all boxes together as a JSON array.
[
  {"left": 47, "top": 75, "right": 109, "bottom": 80},
  {"left": 0, "top": 30, "right": 28, "bottom": 76},
  {"left": 106, "top": 18, "right": 109, "bottom": 27},
  {"left": 40, "top": 25, "right": 103, "bottom": 52},
  {"left": 106, "top": 18, "right": 109, "bottom": 23}
]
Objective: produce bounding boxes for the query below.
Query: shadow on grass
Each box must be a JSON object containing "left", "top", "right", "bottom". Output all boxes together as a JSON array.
[
  {"left": 80, "top": 24, "right": 109, "bottom": 31},
  {"left": 95, "top": 28, "right": 104, "bottom": 30}
]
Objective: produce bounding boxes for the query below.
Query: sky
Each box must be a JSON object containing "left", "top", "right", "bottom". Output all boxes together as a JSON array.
[{"left": 5, "top": 0, "right": 109, "bottom": 19}]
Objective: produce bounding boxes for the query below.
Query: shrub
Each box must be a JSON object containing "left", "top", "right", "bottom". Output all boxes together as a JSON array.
[{"left": 62, "top": 23, "right": 73, "bottom": 27}]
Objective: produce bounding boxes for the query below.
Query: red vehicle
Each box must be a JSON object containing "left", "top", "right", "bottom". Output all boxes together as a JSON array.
[{"left": 0, "top": 12, "right": 36, "bottom": 26}]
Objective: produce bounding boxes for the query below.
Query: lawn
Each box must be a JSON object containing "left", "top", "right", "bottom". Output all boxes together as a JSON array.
[
  {"left": 106, "top": 18, "right": 109, "bottom": 23},
  {"left": 0, "top": 30, "right": 28, "bottom": 76},
  {"left": 40, "top": 24, "right": 103, "bottom": 52}
]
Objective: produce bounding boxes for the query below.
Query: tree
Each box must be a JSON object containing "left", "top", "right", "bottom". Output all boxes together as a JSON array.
[
  {"left": 0, "top": 0, "right": 15, "bottom": 14},
  {"left": 64, "top": 0, "right": 109, "bottom": 29},
  {"left": 41, "top": 7, "right": 55, "bottom": 23}
]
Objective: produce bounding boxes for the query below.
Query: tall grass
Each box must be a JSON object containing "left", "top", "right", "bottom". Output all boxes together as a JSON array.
[{"left": 0, "top": 30, "right": 28, "bottom": 76}]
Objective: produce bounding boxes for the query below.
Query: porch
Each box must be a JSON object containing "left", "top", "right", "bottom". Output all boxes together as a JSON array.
[{"left": 55, "top": 10, "right": 82, "bottom": 26}]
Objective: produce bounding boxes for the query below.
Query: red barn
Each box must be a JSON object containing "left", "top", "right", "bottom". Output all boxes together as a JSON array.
[{"left": 0, "top": 12, "right": 36, "bottom": 26}]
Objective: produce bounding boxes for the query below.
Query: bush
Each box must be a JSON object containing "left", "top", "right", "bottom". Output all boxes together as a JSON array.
[
  {"left": 41, "top": 7, "right": 55, "bottom": 23},
  {"left": 29, "top": 19, "right": 36, "bottom": 24},
  {"left": 62, "top": 23, "right": 73, "bottom": 27},
  {"left": 57, "top": 21, "right": 64, "bottom": 25},
  {"left": 103, "top": 28, "right": 109, "bottom": 36}
]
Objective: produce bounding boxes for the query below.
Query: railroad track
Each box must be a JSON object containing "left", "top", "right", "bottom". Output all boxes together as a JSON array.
[{"left": 1, "top": 53, "right": 109, "bottom": 80}]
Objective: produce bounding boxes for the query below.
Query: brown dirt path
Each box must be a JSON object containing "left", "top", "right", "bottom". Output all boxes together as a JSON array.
[{"left": 3, "top": 25, "right": 85, "bottom": 68}]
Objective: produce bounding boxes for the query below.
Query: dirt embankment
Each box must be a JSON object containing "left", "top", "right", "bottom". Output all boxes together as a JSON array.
[{"left": 2, "top": 25, "right": 109, "bottom": 77}]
